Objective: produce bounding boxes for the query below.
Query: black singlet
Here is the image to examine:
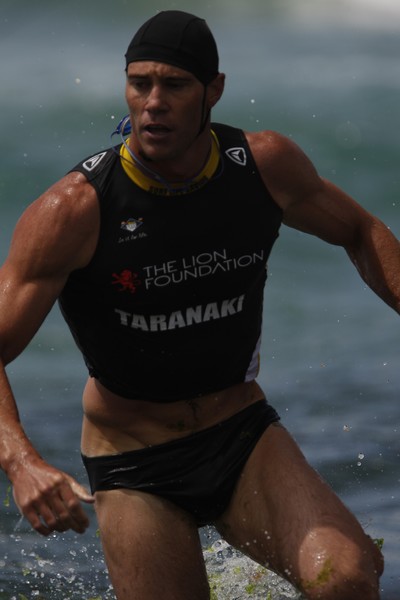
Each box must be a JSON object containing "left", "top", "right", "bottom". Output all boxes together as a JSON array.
[{"left": 59, "top": 123, "right": 283, "bottom": 401}]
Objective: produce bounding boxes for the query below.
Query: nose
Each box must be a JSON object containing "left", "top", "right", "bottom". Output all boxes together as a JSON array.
[{"left": 145, "top": 84, "right": 167, "bottom": 113}]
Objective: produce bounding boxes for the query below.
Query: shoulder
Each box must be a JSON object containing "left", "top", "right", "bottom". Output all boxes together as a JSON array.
[
  {"left": 244, "top": 130, "right": 323, "bottom": 210},
  {"left": 244, "top": 129, "right": 318, "bottom": 179},
  {"left": 12, "top": 171, "right": 100, "bottom": 274},
  {"left": 244, "top": 130, "right": 372, "bottom": 244}
]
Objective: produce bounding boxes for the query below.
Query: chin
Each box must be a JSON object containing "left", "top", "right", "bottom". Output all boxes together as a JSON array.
[{"left": 142, "top": 148, "right": 176, "bottom": 164}]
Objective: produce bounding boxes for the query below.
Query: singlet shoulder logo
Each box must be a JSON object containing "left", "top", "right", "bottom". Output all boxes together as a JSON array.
[
  {"left": 82, "top": 152, "right": 107, "bottom": 172},
  {"left": 225, "top": 147, "right": 247, "bottom": 166}
]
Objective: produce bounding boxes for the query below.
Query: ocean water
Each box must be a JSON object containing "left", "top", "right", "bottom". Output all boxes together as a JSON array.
[{"left": 0, "top": 0, "right": 399, "bottom": 597}]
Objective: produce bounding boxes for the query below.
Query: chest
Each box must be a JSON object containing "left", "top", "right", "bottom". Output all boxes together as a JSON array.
[{"left": 70, "top": 157, "right": 282, "bottom": 310}]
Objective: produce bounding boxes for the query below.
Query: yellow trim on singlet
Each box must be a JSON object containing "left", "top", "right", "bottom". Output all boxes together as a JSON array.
[{"left": 119, "top": 130, "right": 220, "bottom": 196}]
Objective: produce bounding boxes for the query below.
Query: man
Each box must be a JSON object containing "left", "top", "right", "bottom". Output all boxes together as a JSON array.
[{"left": 0, "top": 9, "right": 396, "bottom": 600}]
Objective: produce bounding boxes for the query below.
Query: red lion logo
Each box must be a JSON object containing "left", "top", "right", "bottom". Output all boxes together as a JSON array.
[{"left": 112, "top": 270, "right": 141, "bottom": 294}]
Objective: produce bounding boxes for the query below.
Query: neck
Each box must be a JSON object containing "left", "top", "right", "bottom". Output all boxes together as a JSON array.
[
  {"left": 132, "top": 127, "right": 212, "bottom": 181},
  {"left": 120, "top": 130, "right": 221, "bottom": 196}
]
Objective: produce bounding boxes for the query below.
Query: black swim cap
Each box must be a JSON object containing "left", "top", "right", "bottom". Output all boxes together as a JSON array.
[{"left": 125, "top": 10, "right": 219, "bottom": 85}]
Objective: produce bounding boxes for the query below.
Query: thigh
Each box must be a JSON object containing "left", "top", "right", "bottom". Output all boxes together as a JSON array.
[
  {"left": 95, "top": 489, "right": 210, "bottom": 600},
  {"left": 214, "top": 423, "right": 383, "bottom": 597}
]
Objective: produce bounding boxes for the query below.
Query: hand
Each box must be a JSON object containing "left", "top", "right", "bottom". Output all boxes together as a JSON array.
[{"left": 11, "top": 457, "right": 94, "bottom": 536}]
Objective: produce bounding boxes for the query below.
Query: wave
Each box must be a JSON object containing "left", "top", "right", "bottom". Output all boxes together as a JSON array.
[
  {"left": 210, "top": 0, "right": 400, "bottom": 29},
  {"left": 286, "top": 0, "right": 400, "bottom": 29}
]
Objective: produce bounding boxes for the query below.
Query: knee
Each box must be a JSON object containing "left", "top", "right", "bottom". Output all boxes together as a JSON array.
[{"left": 298, "top": 533, "right": 383, "bottom": 600}]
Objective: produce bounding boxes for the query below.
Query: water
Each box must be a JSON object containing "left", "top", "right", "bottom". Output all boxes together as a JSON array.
[{"left": 0, "top": 0, "right": 399, "bottom": 597}]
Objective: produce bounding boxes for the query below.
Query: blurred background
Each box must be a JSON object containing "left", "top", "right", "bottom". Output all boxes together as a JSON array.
[{"left": 0, "top": 0, "right": 399, "bottom": 597}]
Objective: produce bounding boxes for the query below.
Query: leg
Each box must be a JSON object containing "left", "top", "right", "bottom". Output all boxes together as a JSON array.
[
  {"left": 95, "top": 489, "right": 210, "bottom": 600},
  {"left": 215, "top": 423, "right": 384, "bottom": 600}
]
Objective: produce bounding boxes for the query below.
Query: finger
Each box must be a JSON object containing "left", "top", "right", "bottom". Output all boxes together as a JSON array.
[
  {"left": 68, "top": 480, "right": 95, "bottom": 504},
  {"left": 23, "top": 485, "right": 90, "bottom": 535},
  {"left": 12, "top": 476, "right": 93, "bottom": 535},
  {"left": 57, "top": 483, "right": 92, "bottom": 533},
  {"left": 13, "top": 489, "right": 52, "bottom": 536},
  {"left": 23, "top": 505, "right": 53, "bottom": 536},
  {"left": 41, "top": 493, "right": 77, "bottom": 532},
  {"left": 31, "top": 494, "right": 88, "bottom": 535}
]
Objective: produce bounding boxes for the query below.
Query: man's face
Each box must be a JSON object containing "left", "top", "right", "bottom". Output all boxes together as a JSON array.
[{"left": 125, "top": 61, "right": 207, "bottom": 165}]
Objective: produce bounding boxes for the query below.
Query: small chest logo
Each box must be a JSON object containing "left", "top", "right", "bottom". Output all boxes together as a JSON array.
[
  {"left": 112, "top": 270, "right": 141, "bottom": 294},
  {"left": 121, "top": 217, "right": 143, "bottom": 233},
  {"left": 118, "top": 217, "right": 147, "bottom": 244}
]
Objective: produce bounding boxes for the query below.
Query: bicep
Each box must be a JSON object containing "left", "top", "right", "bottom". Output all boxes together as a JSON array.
[
  {"left": 0, "top": 174, "right": 99, "bottom": 363},
  {"left": 249, "top": 131, "right": 370, "bottom": 248},
  {"left": 0, "top": 261, "right": 65, "bottom": 364}
]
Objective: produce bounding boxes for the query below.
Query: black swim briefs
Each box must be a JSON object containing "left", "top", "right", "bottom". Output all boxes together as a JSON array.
[{"left": 82, "top": 399, "right": 280, "bottom": 527}]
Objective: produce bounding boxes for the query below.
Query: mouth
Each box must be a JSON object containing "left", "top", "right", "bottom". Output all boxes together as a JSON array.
[{"left": 143, "top": 124, "right": 172, "bottom": 138}]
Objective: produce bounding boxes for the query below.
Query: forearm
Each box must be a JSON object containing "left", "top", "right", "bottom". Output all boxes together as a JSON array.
[
  {"left": 0, "top": 360, "right": 41, "bottom": 478},
  {"left": 347, "top": 217, "right": 400, "bottom": 314}
]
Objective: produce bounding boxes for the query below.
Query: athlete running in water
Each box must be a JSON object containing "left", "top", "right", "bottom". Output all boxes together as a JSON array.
[{"left": 1, "top": 10, "right": 397, "bottom": 600}]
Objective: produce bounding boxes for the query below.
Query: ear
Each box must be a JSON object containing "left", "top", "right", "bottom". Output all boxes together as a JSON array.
[{"left": 206, "top": 73, "right": 225, "bottom": 108}]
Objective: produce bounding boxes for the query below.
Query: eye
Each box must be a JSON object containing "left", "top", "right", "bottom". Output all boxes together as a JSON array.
[
  {"left": 128, "top": 77, "right": 150, "bottom": 91},
  {"left": 166, "top": 78, "right": 192, "bottom": 90},
  {"left": 168, "top": 80, "right": 184, "bottom": 89}
]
